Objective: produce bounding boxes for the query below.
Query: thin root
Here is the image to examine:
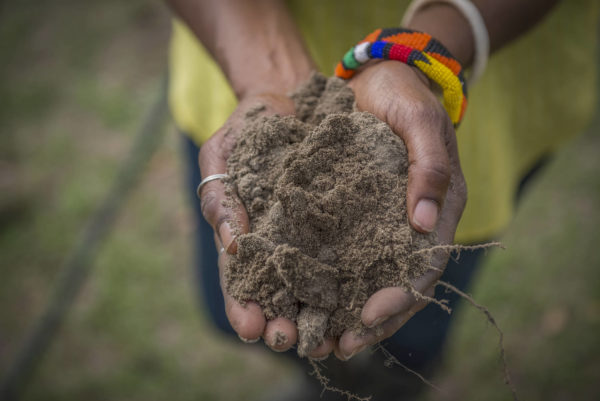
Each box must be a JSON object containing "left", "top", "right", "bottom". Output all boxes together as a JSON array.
[
  {"left": 375, "top": 344, "right": 442, "bottom": 393},
  {"left": 436, "top": 280, "right": 520, "bottom": 401},
  {"left": 409, "top": 285, "right": 452, "bottom": 314},
  {"left": 308, "top": 359, "right": 371, "bottom": 401},
  {"left": 426, "top": 265, "right": 444, "bottom": 273},
  {"left": 413, "top": 241, "right": 505, "bottom": 258}
]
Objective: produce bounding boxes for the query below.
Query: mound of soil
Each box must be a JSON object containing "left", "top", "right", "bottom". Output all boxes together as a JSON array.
[{"left": 225, "top": 73, "right": 436, "bottom": 356}]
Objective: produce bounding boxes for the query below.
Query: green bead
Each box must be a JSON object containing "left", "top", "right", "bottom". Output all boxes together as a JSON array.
[{"left": 342, "top": 47, "right": 360, "bottom": 69}]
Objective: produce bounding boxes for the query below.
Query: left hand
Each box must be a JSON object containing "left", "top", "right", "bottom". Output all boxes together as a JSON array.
[
  {"left": 333, "top": 60, "right": 467, "bottom": 360},
  {"left": 199, "top": 93, "right": 302, "bottom": 352}
]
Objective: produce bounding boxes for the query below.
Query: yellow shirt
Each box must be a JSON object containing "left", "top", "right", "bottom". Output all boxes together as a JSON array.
[{"left": 168, "top": 1, "right": 598, "bottom": 243}]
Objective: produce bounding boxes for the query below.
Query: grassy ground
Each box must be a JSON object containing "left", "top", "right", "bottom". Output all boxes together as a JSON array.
[{"left": 1, "top": 1, "right": 599, "bottom": 401}]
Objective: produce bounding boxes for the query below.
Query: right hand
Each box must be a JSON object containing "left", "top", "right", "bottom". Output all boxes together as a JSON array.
[
  {"left": 198, "top": 93, "right": 333, "bottom": 357},
  {"left": 335, "top": 60, "right": 468, "bottom": 360}
]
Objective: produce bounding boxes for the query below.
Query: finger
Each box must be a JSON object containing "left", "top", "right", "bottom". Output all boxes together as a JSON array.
[
  {"left": 333, "top": 340, "right": 349, "bottom": 361},
  {"left": 338, "top": 297, "right": 430, "bottom": 360},
  {"left": 263, "top": 317, "right": 298, "bottom": 352},
  {"left": 361, "top": 271, "right": 438, "bottom": 327},
  {"left": 227, "top": 301, "right": 266, "bottom": 343},
  {"left": 399, "top": 111, "right": 452, "bottom": 234},
  {"left": 360, "top": 287, "right": 415, "bottom": 328},
  {"left": 307, "top": 337, "right": 335, "bottom": 360},
  {"left": 198, "top": 136, "right": 250, "bottom": 254},
  {"left": 218, "top": 243, "right": 265, "bottom": 341}
]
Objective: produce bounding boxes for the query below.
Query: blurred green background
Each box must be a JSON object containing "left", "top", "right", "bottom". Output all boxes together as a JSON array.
[{"left": 0, "top": 1, "right": 598, "bottom": 400}]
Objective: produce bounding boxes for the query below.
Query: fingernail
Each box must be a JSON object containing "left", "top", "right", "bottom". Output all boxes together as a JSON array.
[
  {"left": 238, "top": 334, "right": 260, "bottom": 344},
  {"left": 414, "top": 199, "right": 439, "bottom": 233},
  {"left": 309, "top": 354, "right": 329, "bottom": 362},
  {"left": 342, "top": 344, "right": 367, "bottom": 361},
  {"left": 367, "top": 315, "right": 389, "bottom": 329},
  {"left": 219, "top": 221, "right": 237, "bottom": 254}
]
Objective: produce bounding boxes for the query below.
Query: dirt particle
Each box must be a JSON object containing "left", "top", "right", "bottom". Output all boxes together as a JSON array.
[
  {"left": 225, "top": 73, "right": 437, "bottom": 356},
  {"left": 272, "top": 331, "right": 288, "bottom": 348}
]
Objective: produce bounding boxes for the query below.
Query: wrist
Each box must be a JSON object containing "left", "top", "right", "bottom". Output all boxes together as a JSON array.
[
  {"left": 170, "top": 0, "right": 316, "bottom": 101},
  {"left": 334, "top": 28, "right": 468, "bottom": 126},
  {"left": 235, "top": 60, "right": 314, "bottom": 101},
  {"left": 405, "top": 3, "right": 475, "bottom": 68},
  {"left": 219, "top": 5, "right": 316, "bottom": 100}
]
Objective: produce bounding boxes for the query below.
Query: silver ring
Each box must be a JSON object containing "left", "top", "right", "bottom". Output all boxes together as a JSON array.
[{"left": 196, "top": 173, "right": 229, "bottom": 198}]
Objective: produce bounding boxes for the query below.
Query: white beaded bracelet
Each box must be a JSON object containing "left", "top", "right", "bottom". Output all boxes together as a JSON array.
[{"left": 401, "top": 0, "right": 489, "bottom": 86}]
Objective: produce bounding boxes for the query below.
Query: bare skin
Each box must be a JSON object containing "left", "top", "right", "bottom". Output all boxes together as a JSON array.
[{"left": 167, "top": 0, "right": 559, "bottom": 360}]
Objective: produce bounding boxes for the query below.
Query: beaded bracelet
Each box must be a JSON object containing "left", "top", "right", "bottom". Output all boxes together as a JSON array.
[
  {"left": 335, "top": 28, "right": 468, "bottom": 127},
  {"left": 402, "top": 0, "right": 489, "bottom": 86}
]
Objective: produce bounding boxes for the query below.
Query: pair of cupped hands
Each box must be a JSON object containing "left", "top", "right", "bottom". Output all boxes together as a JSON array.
[{"left": 198, "top": 61, "right": 467, "bottom": 361}]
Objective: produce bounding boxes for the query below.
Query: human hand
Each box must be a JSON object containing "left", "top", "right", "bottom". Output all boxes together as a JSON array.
[
  {"left": 334, "top": 60, "right": 467, "bottom": 360},
  {"left": 199, "top": 93, "right": 333, "bottom": 357}
]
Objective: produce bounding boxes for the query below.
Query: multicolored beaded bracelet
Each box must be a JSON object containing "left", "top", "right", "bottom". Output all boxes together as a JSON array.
[{"left": 335, "top": 28, "right": 468, "bottom": 127}]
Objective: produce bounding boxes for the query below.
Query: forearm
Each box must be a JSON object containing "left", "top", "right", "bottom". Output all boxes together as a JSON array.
[
  {"left": 407, "top": 0, "right": 560, "bottom": 67},
  {"left": 166, "top": 0, "right": 315, "bottom": 99}
]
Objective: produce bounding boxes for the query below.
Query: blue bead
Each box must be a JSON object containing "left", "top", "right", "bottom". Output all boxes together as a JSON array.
[{"left": 370, "top": 41, "right": 387, "bottom": 59}]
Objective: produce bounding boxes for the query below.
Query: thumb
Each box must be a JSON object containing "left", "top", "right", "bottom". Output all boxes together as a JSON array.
[
  {"left": 392, "top": 105, "right": 452, "bottom": 233},
  {"left": 348, "top": 61, "right": 453, "bottom": 234}
]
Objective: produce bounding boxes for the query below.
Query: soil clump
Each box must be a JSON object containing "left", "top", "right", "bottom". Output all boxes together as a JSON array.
[{"left": 225, "top": 73, "right": 437, "bottom": 356}]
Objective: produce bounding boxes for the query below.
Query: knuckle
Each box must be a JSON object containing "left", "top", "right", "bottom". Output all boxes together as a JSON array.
[
  {"left": 200, "top": 188, "right": 220, "bottom": 222},
  {"left": 201, "top": 187, "right": 234, "bottom": 232},
  {"left": 412, "top": 159, "right": 451, "bottom": 187},
  {"left": 405, "top": 99, "right": 446, "bottom": 127}
]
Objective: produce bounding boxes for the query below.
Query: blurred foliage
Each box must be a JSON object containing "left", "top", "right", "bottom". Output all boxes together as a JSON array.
[{"left": 0, "top": 1, "right": 292, "bottom": 400}]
